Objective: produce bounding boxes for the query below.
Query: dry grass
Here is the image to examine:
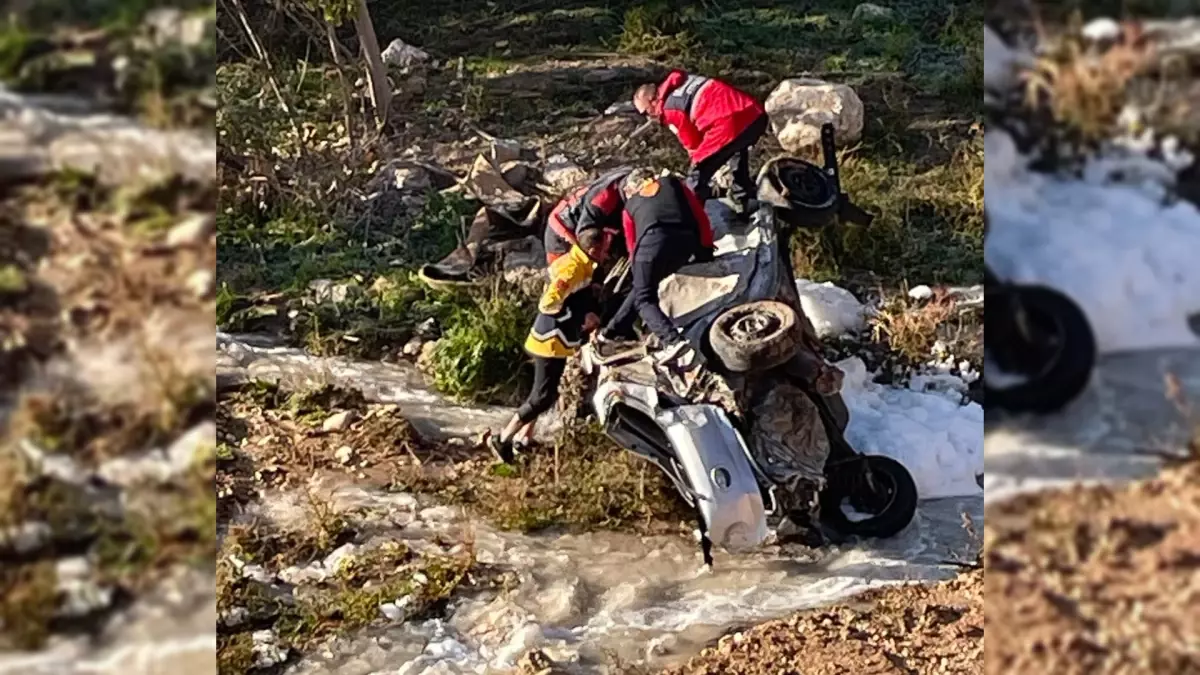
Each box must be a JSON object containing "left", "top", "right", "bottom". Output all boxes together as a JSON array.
[
  {"left": 870, "top": 291, "right": 955, "bottom": 362},
  {"left": 1023, "top": 22, "right": 1154, "bottom": 141}
]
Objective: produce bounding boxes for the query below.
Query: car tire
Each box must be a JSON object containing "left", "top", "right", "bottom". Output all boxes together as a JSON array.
[
  {"left": 985, "top": 284, "right": 1096, "bottom": 414},
  {"left": 709, "top": 300, "right": 802, "bottom": 373},
  {"left": 820, "top": 455, "right": 918, "bottom": 539}
]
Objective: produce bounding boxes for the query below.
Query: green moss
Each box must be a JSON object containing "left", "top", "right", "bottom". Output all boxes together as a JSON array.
[{"left": 217, "top": 632, "right": 256, "bottom": 674}]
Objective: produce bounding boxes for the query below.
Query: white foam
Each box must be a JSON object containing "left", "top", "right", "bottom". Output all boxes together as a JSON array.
[
  {"left": 837, "top": 357, "right": 983, "bottom": 499},
  {"left": 986, "top": 130, "right": 1200, "bottom": 353},
  {"left": 795, "top": 278, "right": 870, "bottom": 337}
]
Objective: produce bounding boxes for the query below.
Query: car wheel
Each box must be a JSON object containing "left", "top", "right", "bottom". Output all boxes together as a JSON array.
[
  {"left": 820, "top": 455, "right": 918, "bottom": 539},
  {"left": 709, "top": 300, "right": 802, "bottom": 373},
  {"left": 985, "top": 284, "right": 1096, "bottom": 414}
]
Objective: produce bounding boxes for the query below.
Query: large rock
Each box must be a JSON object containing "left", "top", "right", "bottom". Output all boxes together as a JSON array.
[{"left": 764, "top": 79, "right": 864, "bottom": 153}]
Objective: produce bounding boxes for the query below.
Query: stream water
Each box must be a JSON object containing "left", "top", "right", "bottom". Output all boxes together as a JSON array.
[{"left": 218, "top": 333, "right": 984, "bottom": 674}]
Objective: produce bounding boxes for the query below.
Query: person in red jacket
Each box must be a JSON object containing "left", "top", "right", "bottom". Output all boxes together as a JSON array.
[
  {"left": 599, "top": 169, "right": 715, "bottom": 366},
  {"left": 543, "top": 167, "right": 631, "bottom": 265},
  {"left": 634, "top": 70, "right": 769, "bottom": 216}
]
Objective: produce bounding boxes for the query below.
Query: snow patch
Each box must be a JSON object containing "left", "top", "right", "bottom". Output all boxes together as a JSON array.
[
  {"left": 986, "top": 130, "right": 1200, "bottom": 353},
  {"left": 795, "top": 279, "right": 870, "bottom": 337}
]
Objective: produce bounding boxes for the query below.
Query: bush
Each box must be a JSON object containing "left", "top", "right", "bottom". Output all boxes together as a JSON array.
[{"left": 431, "top": 289, "right": 532, "bottom": 403}]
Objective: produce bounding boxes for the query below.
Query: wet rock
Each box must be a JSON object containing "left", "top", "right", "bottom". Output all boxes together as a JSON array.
[
  {"left": 322, "top": 410, "right": 357, "bottom": 432},
  {"left": 852, "top": 3, "right": 895, "bottom": 24},
  {"left": 219, "top": 606, "right": 250, "bottom": 629},
  {"left": 335, "top": 445, "right": 356, "bottom": 465},
  {"left": 55, "top": 557, "right": 114, "bottom": 618},
  {"left": 765, "top": 78, "right": 864, "bottom": 152},
  {"left": 542, "top": 155, "right": 589, "bottom": 193},
  {"left": 381, "top": 38, "right": 430, "bottom": 67},
  {"left": 251, "top": 629, "right": 290, "bottom": 669},
  {"left": 166, "top": 213, "right": 215, "bottom": 247}
]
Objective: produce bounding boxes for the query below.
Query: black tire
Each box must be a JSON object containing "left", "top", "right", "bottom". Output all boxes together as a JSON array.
[
  {"left": 985, "top": 284, "right": 1096, "bottom": 414},
  {"left": 709, "top": 300, "right": 802, "bottom": 373},
  {"left": 820, "top": 455, "right": 918, "bottom": 539}
]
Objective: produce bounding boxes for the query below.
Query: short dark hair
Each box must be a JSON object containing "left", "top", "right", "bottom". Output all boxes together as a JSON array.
[{"left": 577, "top": 227, "right": 605, "bottom": 250}]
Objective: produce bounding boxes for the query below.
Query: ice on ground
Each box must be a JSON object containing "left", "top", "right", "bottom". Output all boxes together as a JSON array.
[
  {"left": 795, "top": 278, "right": 870, "bottom": 338},
  {"left": 986, "top": 130, "right": 1200, "bottom": 353},
  {"left": 837, "top": 357, "right": 983, "bottom": 499}
]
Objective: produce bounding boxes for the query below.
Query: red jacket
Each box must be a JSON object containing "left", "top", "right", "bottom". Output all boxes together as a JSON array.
[
  {"left": 621, "top": 176, "right": 714, "bottom": 254},
  {"left": 650, "top": 70, "right": 764, "bottom": 164}
]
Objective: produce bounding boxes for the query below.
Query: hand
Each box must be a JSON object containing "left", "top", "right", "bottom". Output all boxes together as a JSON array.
[{"left": 583, "top": 313, "right": 601, "bottom": 332}]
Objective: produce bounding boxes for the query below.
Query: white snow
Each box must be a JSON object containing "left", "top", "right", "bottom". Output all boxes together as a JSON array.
[
  {"left": 795, "top": 278, "right": 870, "bottom": 337},
  {"left": 985, "top": 130, "right": 1200, "bottom": 353},
  {"left": 837, "top": 356, "right": 983, "bottom": 499}
]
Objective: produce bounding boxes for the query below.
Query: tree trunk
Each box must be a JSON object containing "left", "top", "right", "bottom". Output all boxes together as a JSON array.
[{"left": 352, "top": 0, "right": 391, "bottom": 129}]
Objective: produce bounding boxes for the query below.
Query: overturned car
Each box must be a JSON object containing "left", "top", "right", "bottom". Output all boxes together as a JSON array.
[{"left": 583, "top": 126, "right": 918, "bottom": 564}]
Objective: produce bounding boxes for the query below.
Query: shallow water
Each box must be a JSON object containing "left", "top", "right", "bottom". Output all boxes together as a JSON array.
[
  {"left": 267, "top": 479, "right": 981, "bottom": 675},
  {"left": 219, "top": 334, "right": 983, "bottom": 673}
]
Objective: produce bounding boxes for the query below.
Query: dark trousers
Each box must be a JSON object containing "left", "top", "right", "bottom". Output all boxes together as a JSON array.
[
  {"left": 605, "top": 226, "right": 702, "bottom": 343},
  {"left": 688, "top": 112, "right": 770, "bottom": 209},
  {"left": 516, "top": 357, "right": 567, "bottom": 424}
]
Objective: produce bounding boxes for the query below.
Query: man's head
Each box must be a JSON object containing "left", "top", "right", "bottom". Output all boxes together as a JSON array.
[
  {"left": 633, "top": 83, "right": 658, "bottom": 115},
  {"left": 577, "top": 227, "right": 611, "bottom": 263},
  {"left": 621, "top": 168, "right": 658, "bottom": 199}
]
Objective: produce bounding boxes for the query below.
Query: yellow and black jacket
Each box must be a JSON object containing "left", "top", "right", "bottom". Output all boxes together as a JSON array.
[{"left": 524, "top": 245, "right": 600, "bottom": 359}]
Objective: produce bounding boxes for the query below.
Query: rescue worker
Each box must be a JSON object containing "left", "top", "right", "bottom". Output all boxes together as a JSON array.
[
  {"left": 633, "top": 70, "right": 769, "bottom": 216},
  {"left": 543, "top": 167, "right": 632, "bottom": 265},
  {"left": 487, "top": 227, "right": 612, "bottom": 463},
  {"left": 599, "top": 169, "right": 714, "bottom": 366}
]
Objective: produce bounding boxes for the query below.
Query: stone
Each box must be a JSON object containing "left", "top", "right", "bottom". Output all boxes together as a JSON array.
[
  {"left": 220, "top": 606, "right": 250, "bottom": 629},
  {"left": 765, "top": 78, "right": 864, "bottom": 152},
  {"left": 390, "top": 166, "right": 432, "bottom": 193},
  {"left": 417, "top": 340, "right": 439, "bottom": 371},
  {"left": 852, "top": 3, "right": 895, "bottom": 24},
  {"left": 144, "top": 8, "right": 213, "bottom": 48},
  {"left": 381, "top": 38, "right": 430, "bottom": 67},
  {"left": 165, "top": 213, "right": 215, "bottom": 247},
  {"left": 402, "top": 337, "right": 424, "bottom": 358},
  {"left": 309, "top": 279, "right": 360, "bottom": 305},
  {"left": 415, "top": 317, "right": 440, "bottom": 340},
  {"left": 335, "top": 445, "right": 356, "bottom": 464},
  {"left": 542, "top": 155, "right": 589, "bottom": 193},
  {"left": 323, "top": 410, "right": 357, "bottom": 432},
  {"left": 187, "top": 269, "right": 215, "bottom": 298},
  {"left": 251, "top": 630, "right": 290, "bottom": 669},
  {"left": 379, "top": 595, "right": 411, "bottom": 621}
]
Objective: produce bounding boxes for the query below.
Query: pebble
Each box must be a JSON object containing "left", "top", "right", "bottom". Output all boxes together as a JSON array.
[
  {"left": 335, "top": 445, "right": 356, "bottom": 464},
  {"left": 187, "top": 269, "right": 215, "bottom": 298},
  {"left": 251, "top": 629, "right": 290, "bottom": 669},
  {"left": 323, "top": 410, "right": 357, "bottom": 432},
  {"left": 165, "top": 213, "right": 215, "bottom": 248}
]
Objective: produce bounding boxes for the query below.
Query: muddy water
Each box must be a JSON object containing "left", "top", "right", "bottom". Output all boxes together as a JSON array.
[
  {"left": 219, "top": 334, "right": 983, "bottom": 674},
  {"left": 985, "top": 347, "right": 1200, "bottom": 501},
  {"left": 257, "top": 478, "right": 980, "bottom": 675}
]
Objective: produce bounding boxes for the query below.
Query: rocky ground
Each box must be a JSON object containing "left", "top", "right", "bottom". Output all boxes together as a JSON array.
[
  {"left": 663, "top": 569, "right": 983, "bottom": 675},
  {"left": 0, "top": 3, "right": 216, "bottom": 672},
  {"left": 985, "top": 460, "right": 1200, "bottom": 674}
]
